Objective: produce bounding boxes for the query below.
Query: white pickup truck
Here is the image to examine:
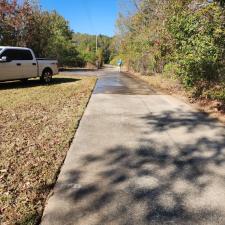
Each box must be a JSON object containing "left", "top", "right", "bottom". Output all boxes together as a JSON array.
[{"left": 0, "top": 46, "right": 58, "bottom": 83}]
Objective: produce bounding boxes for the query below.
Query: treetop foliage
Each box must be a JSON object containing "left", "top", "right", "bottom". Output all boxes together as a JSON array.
[
  {"left": 72, "top": 33, "right": 113, "bottom": 65},
  {"left": 114, "top": 0, "right": 225, "bottom": 101},
  {"left": 0, "top": 0, "right": 113, "bottom": 67}
]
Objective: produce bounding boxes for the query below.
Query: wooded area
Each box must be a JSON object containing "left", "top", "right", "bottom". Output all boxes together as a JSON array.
[
  {"left": 0, "top": 0, "right": 224, "bottom": 104},
  {"left": 73, "top": 33, "right": 114, "bottom": 67},
  {"left": 0, "top": 0, "right": 113, "bottom": 67},
  {"left": 114, "top": 0, "right": 225, "bottom": 104}
]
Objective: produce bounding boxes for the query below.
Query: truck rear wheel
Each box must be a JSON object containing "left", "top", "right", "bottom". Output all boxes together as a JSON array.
[{"left": 41, "top": 69, "right": 53, "bottom": 84}]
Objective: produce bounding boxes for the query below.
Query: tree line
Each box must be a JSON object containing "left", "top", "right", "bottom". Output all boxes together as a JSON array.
[
  {"left": 0, "top": 0, "right": 113, "bottom": 67},
  {"left": 73, "top": 33, "right": 114, "bottom": 68},
  {"left": 114, "top": 0, "right": 225, "bottom": 102}
]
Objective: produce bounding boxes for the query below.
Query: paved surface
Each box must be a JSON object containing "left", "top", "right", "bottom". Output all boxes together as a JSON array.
[{"left": 42, "top": 67, "right": 225, "bottom": 225}]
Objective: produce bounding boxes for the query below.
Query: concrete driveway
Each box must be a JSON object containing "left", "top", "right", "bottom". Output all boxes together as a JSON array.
[{"left": 42, "top": 66, "right": 225, "bottom": 225}]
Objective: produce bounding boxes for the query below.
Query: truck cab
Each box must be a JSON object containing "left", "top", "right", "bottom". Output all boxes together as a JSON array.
[{"left": 0, "top": 47, "right": 58, "bottom": 83}]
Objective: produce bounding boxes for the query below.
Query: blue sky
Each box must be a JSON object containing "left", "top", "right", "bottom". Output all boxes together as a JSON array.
[{"left": 40, "top": 0, "right": 118, "bottom": 37}]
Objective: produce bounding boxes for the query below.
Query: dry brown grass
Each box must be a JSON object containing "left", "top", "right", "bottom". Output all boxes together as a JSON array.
[{"left": 0, "top": 74, "right": 96, "bottom": 225}]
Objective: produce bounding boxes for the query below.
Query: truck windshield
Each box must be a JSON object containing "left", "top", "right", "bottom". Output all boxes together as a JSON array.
[{"left": 0, "top": 48, "right": 2, "bottom": 52}]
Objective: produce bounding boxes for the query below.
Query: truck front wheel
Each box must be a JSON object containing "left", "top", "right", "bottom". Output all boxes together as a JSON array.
[{"left": 41, "top": 69, "right": 53, "bottom": 84}]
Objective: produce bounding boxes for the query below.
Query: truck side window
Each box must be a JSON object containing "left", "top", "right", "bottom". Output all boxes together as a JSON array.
[
  {"left": 0, "top": 49, "right": 33, "bottom": 61},
  {"left": 19, "top": 50, "right": 33, "bottom": 60},
  {"left": 0, "top": 49, "right": 18, "bottom": 61}
]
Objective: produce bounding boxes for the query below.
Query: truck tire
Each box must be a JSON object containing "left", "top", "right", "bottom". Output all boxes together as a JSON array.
[{"left": 41, "top": 69, "right": 53, "bottom": 84}]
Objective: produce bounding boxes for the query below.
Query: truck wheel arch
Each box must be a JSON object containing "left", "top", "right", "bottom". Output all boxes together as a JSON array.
[
  {"left": 42, "top": 67, "right": 53, "bottom": 76},
  {"left": 41, "top": 67, "right": 53, "bottom": 83}
]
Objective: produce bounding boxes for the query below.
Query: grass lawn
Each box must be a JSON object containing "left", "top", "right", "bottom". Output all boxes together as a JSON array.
[{"left": 0, "top": 74, "right": 96, "bottom": 225}]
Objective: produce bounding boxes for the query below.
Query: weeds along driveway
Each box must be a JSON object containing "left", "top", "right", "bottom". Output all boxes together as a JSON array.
[
  {"left": 42, "top": 67, "right": 225, "bottom": 225},
  {"left": 0, "top": 74, "right": 96, "bottom": 225}
]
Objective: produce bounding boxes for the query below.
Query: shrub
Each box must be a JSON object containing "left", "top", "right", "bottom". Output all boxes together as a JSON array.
[{"left": 168, "top": 3, "right": 225, "bottom": 87}]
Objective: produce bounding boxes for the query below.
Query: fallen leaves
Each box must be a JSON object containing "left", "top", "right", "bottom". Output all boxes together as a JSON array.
[{"left": 0, "top": 75, "right": 96, "bottom": 225}]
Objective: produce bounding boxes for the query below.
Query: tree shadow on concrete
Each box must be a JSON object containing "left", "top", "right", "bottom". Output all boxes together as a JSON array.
[
  {"left": 43, "top": 110, "right": 225, "bottom": 225},
  {"left": 141, "top": 110, "right": 224, "bottom": 132}
]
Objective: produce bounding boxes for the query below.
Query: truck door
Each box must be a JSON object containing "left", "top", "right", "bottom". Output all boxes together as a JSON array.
[
  {"left": 0, "top": 49, "right": 23, "bottom": 81},
  {"left": 18, "top": 49, "right": 37, "bottom": 78}
]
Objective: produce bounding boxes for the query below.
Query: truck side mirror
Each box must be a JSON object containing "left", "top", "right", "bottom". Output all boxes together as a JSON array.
[{"left": 0, "top": 56, "right": 8, "bottom": 63}]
